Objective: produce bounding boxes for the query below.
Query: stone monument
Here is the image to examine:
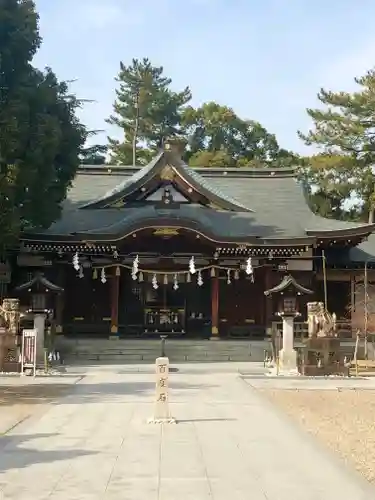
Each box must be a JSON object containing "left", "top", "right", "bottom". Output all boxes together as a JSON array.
[
  {"left": 148, "top": 357, "right": 176, "bottom": 424},
  {"left": 278, "top": 314, "right": 299, "bottom": 374}
]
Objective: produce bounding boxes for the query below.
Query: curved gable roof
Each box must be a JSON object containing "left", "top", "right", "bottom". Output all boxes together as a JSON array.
[{"left": 80, "top": 150, "right": 252, "bottom": 213}]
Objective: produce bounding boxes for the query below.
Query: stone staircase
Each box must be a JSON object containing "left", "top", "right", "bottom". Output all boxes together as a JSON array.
[{"left": 56, "top": 338, "right": 270, "bottom": 364}]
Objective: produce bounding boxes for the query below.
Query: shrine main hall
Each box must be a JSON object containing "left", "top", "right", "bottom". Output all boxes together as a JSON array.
[{"left": 9, "top": 140, "right": 375, "bottom": 340}]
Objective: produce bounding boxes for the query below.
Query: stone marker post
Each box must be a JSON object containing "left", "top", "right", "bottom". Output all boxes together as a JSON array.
[
  {"left": 278, "top": 315, "right": 298, "bottom": 375},
  {"left": 148, "top": 357, "right": 176, "bottom": 424}
]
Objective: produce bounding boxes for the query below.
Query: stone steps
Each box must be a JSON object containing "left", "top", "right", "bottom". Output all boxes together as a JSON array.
[{"left": 57, "top": 338, "right": 266, "bottom": 363}]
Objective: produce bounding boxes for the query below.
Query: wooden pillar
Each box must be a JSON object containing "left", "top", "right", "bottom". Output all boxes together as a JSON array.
[
  {"left": 110, "top": 266, "right": 120, "bottom": 336},
  {"left": 55, "top": 266, "right": 65, "bottom": 334},
  {"left": 264, "top": 266, "right": 273, "bottom": 333},
  {"left": 210, "top": 274, "right": 219, "bottom": 340},
  {"left": 350, "top": 273, "right": 355, "bottom": 338}
]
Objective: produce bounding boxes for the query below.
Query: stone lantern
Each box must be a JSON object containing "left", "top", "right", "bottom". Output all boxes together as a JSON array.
[
  {"left": 14, "top": 272, "right": 64, "bottom": 363},
  {"left": 264, "top": 274, "right": 313, "bottom": 374}
]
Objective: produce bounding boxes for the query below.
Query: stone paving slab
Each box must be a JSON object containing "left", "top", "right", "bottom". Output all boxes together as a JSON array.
[{"left": 0, "top": 365, "right": 373, "bottom": 499}]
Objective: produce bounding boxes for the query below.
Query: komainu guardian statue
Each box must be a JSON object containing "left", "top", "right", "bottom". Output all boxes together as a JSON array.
[
  {"left": 304, "top": 301, "right": 343, "bottom": 375},
  {"left": 0, "top": 298, "right": 20, "bottom": 372},
  {"left": 307, "top": 301, "right": 336, "bottom": 338}
]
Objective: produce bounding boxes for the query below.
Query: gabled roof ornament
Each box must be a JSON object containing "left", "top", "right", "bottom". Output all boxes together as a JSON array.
[
  {"left": 264, "top": 274, "right": 313, "bottom": 297},
  {"left": 14, "top": 272, "right": 64, "bottom": 294},
  {"left": 163, "top": 137, "right": 187, "bottom": 157}
]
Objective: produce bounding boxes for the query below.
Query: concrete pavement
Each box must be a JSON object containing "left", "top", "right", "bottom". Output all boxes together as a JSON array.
[{"left": 0, "top": 364, "right": 373, "bottom": 499}]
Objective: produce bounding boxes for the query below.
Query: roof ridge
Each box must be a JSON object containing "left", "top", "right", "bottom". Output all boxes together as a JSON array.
[{"left": 78, "top": 163, "right": 297, "bottom": 178}]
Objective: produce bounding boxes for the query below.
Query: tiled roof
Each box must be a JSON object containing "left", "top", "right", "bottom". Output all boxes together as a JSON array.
[
  {"left": 28, "top": 158, "right": 375, "bottom": 246},
  {"left": 349, "top": 234, "right": 375, "bottom": 262}
]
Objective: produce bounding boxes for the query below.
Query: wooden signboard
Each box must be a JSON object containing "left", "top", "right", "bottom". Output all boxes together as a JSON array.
[{"left": 21, "top": 329, "right": 37, "bottom": 376}]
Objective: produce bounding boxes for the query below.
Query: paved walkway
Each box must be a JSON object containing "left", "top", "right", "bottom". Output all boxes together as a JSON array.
[{"left": 0, "top": 364, "right": 374, "bottom": 499}]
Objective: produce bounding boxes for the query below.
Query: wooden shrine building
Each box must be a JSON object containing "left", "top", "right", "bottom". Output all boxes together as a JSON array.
[{"left": 9, "top": 139, "right": 375, "bottom": 339}]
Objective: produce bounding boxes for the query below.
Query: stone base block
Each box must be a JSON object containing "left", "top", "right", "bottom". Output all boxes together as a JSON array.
[
  {"left": 147, "top": 417, "right": 176, "bottom": 424},
  {"left": 278, "top": 348, "right": 298, "bottom": 374}
]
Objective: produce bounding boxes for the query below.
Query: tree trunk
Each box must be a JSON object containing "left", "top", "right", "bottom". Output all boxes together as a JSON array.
[
  {"left": 132, "top": 91, "right": 140, "bottom": 167},
  {"left": 368, "top": 209, "right": 373, "bottom": 223}
]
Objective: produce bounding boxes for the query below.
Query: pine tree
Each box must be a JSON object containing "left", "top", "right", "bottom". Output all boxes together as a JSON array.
[
  {"left": 299, "top": 69, "right": 375, "bottom": 221},
  {"left": 107, "top": 58, "right": 191, "bottom": 165}
]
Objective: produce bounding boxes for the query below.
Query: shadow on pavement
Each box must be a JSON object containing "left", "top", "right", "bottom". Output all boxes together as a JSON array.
[
  {"left": 0, "top": 377, "right": 218, "bottom": 408},
  {"left": 177, "top": 417, "right": 237, "bottom": 423},
  {"left": 0, "top": 384, "right": 74, "bottom": 408},
  {"left": 0, "top": 432, "right": 95, "bottom": 473},
  {"left": 63, "top": 380, "right": 218, "bottom": 404}
]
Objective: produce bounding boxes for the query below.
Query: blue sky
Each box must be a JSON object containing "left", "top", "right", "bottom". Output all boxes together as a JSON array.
[{"left": 33, "top": 0, "right": 375, "bottom": 154}]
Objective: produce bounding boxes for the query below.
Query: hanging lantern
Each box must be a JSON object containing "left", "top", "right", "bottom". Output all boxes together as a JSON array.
[
  {"left": 186, "top": 272, "right": 191, "bottom": 283},
  {"left": 101, "top": 268, "right": 106, "bottom": 284},
  {"left": 234, "top": 269, "right": 239, "bottom": 280},
  {"left": 227, "top": 269, "right": 231, "bottom": 284},
  {"left": 92, "top": 268, "right": 98, "bottom": 280},
  {"left": 152, "top": 274, "right": 159, "bottom": 289},
  {"left": 197, "top": 270, "right": 203, "bottom": 286},
  {"left": 189, "top": 256, "right": 196, "bottom": 274},
  {"left": 173, "top": 274, "right": 179, "bottom": 290},
  {"left": 163, "top": 274, "right": 168, "bottom": 285},
  {"left": 210, "top": 267, "right": 216, "bottom": 277},
  {"left": 72, "top": 252, "right": 80, "bottom": 271},
  {"left": 245, "top": 257, "right": 253, "bottom": 276},
  {"left": 115, "top": 266, "right": 121, "bottom": 277},
  {"left": 138, "top": 271, "right": 144, "bottom": 282},
  {"left": 78, "top": 266, "right": 84, "bottom": 279}
]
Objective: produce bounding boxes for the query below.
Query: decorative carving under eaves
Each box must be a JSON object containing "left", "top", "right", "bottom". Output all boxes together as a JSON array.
[
  {"left": 153, "top": 227, "right": 179, "bottom": 237},
  {"left": 111, "top": 199, "right": 124, "bottom": 208},
  {"left": 160, "top": 165, "right": 175, "bottom": 181}
]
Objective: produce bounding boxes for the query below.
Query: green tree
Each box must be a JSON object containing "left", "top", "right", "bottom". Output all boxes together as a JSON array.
[
  {"left": 299, "top": 154, "right": 359, "bottom": 219},
  {"left": 299, "top": 69, "right": 375, "bottom": 221},
  {"left": 182, "top": 102, "right": 296, "bottom": 167},
  {"left": 80, "top": 133, "right": 108, "bottom": 165},
  {"left": 0, "top": 0, "right": 86, "bottom": 247},
  {"left": 189, "top": 149, "right": 236, "bottom": 168},
  {"left": 107, "top": 58, "right": 191, "bottom": 165}
]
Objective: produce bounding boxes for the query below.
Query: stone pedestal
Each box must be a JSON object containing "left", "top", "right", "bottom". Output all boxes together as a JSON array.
[
  {"left": 278, "top": 315, "right": 298, "bottom": 375},
  {"left": 148, "top": 357, "right": 176, "bottom": 424},
  {"left": 33, "top": 314, "right": 46, "bottom": 364}
]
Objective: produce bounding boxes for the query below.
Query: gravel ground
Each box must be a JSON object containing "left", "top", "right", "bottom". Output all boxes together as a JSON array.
[{"left": 260, "top": 388, "right": 375, "bottom": 483}]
